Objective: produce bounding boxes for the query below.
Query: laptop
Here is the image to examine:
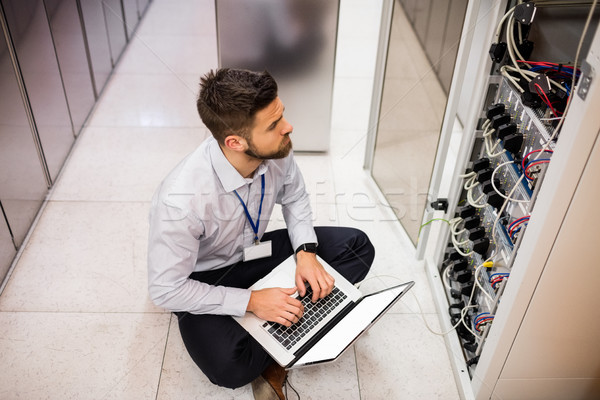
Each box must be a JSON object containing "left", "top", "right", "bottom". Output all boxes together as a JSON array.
[{"left": 233, "top": 255, "right": 414, "bottom": 369}]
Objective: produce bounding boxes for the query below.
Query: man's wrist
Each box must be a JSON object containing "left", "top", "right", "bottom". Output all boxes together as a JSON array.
[{"left": 295, "top": 242, "right": 317, "bottom": 254}]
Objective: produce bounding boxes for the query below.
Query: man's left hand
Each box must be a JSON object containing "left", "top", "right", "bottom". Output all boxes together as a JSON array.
[{"left": 295, "top": 251, "right": 335, "bottom": 302}]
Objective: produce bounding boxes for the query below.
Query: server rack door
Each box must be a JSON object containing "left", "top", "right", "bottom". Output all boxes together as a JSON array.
[
  {"left": 0, "top": 4, "right": 48, "bottom": 249},
  {"left": 1, "top": 0, "right": 75, "bottom": 182},
  {"left": 44, "top": 0, "right": 96, "bottom": 136}
]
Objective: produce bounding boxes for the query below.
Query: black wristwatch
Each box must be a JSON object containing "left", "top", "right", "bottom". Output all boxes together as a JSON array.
[{"left": 295, "top": 243, "right": 317, "bottom": 254}]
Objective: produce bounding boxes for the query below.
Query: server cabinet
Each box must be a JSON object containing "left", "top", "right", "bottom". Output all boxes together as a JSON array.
[
  {"left": 412, "top": 1, "right": 600, "bottom": 398},
  {"left": 44, "top": 0, "right": 96, "bottom": 136},
  {"left": 0, "top": 202, "right": 16, "bottom": 285},
  {"left": 0, "top": 6, "right": 48, "bottom": 250},
  {"left": 1, "top": 0, "right": 75, "bottom": 182},
  {"left": 102, "top": 0, "right": 127, "bottom": 67},
  {"left": 216, "top": 0, "right": 338, "bottom": 152},
  {"left": 79, "top": 0, "right": 116, "bottom": 95},
  {"left": 122, "top": 0, "right": 138, "bottom": 40},
  {"left": 138, "top": 0, "right": 150, "bottom": 16}
]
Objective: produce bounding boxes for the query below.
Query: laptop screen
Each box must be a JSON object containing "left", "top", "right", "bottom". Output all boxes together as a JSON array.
[{"left": 293, "top": 283, "right": 412, "bottom": 366}]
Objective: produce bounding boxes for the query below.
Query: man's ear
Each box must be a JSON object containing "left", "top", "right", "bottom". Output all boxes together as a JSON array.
[{"left": 223, "top": 134, "right": 247, "bottom": 152}]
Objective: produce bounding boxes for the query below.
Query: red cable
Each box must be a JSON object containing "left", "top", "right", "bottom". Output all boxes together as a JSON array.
[
  {"left": 534, "top": 83, "right": 560, "bottom": 117},
  {"left": 525, "top": 160, "right": 551, "bottom": 180}
]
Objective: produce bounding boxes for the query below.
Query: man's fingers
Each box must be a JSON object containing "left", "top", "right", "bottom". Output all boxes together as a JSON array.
[
  {"left": 276, "top": 316, "right": 293, "bottom": 327},
  {"left": 278, "top": 308, "right": 302, "bottom": 326},
  {"left": 310, "top": 280, "right": 321, "bottom": 302},
  {"left": 296, "top": 278, "right": 307, "bottom": 297},
  {"left": 285, "top": 300, "right": 304, "bottom": 319}
]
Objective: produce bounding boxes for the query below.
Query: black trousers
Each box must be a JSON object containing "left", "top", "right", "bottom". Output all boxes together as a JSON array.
[{"left": 176, "top": 226, "right": 375, "bottom": 389}]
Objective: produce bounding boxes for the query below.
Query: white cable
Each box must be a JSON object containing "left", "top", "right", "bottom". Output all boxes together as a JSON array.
[
  {"left": 490, "top": 0, "right": 598, "bottom": 246},
  {"left": 474, "top": 264, "right": 495, "bottom": 307},
  {"left": 450, "top": 219, "right": 474, "bottom": 257},
  {"left": 418, "top": 2, "right": 600, "bottom": 343},
  {"left": 506, "top": 16, "right": 531, "bottom": 82},
  {"left": 443, "top": 264, "right": 453, "bottom": 291},
  {"left": 365, "top": 273, "right": 475, "bottom": 338},
  {"left": 494, "top": 6, "right": 516, "bottom": 41},
  {"left": 451, "top": 235, "right": 474, "bottom": 257},
  {"left": 517, "top": 0, "right": 524, "bottom": 43},
  {"left": 500, "top": 66, "right": 525, "bottom": 93},
  {"left": 467, "top": 189, "right": 487, "bottom": 209},
  {"left": 508, "top": 13, "right": 531, "bottom": 69},
  {"left": 482, "top": 119, "right": 491, "bottom": 130},
  {"left": 482, "top": 125, "right": 494, "bottom": 137},
  {"left": 491, "top": 161, "right": 530, "bottom": 203},
  {"left": 485, "top": 136, "right": 506, "bottom": 158},
  {"left": 461, "top": 305, "right": 482, "bottom": 340},
  {"left": 464, "top": 174, "right": 479, "bottom": 190},
  {"left": 503, "top": 65, "right": 567, "bottom": 93}
]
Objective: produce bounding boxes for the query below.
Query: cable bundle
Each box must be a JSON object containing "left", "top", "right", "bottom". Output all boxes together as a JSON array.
[
  {"left": 521, "top": 149, "right": 553, "bottom": 180},
  {"left": 490, "top": 273, "right": 510, "bottom": 290},
  {"left": 473, "top": 312, "right": 495, "bottom": 332}
]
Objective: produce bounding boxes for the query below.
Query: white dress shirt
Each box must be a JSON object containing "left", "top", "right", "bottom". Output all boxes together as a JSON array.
[{"left": 147, "top": 136, "right": 317, "bottom": 316}]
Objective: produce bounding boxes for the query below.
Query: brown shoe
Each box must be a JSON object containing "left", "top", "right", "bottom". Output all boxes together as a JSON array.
[{"left": 251, "top": 362, "right": 287, "bottom": 400}]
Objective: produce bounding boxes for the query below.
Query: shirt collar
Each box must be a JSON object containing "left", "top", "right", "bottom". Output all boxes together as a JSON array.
[{"left": 209, "top": 137, "right": 268, "bottom": 192}]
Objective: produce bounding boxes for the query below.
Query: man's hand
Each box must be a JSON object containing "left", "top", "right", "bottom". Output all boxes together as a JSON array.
[
  {"left": 247, "top": 287, "right": 304, "bottom": 327},
  {"left": 295, "top": 251, "right": 335, "bottom": 302}
]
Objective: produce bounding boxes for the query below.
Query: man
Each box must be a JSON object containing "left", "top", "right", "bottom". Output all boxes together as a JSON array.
[{"left": 147, "top": 68, "right": 374, "bottom": 399}]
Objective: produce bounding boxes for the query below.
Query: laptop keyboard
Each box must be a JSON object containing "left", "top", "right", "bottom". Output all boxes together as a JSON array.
[{"left": 261, "top": 285, "right": 347, "bottom": 350}]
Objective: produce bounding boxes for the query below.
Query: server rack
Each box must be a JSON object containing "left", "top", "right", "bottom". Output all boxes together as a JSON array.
[{"left": 412, "top": 1, "right": 600, "bottom": 398}]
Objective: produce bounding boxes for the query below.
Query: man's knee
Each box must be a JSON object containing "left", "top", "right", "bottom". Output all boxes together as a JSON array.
[
  {"left": 177, "top": 315, "right": 270, "bottom": 389},
  {"left": 206, "top": 358, "right": 259, "bottom": 389},
  {"left": 315, "top": 226, "right": 375, "bottom": 283}
]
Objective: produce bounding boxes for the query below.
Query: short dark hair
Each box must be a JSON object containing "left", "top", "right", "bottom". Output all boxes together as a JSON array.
[{"left": 197, "top": 68, "right": 278, "bottom": 144}]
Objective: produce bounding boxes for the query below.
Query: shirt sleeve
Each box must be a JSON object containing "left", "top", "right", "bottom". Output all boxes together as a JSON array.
[
  {"left": 147, "top": 191, "right": 251, "bottom": 316},
  {"left": 276, "top": 154, "right": 318, "bottom": 250}
]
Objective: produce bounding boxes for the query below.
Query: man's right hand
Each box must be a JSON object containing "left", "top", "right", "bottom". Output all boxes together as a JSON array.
[{"left": 247, "top": 287, "right": 304, "bottom": 327}]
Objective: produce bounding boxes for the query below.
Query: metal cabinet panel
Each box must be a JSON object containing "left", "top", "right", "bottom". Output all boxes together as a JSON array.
[
  {"left": 137, "top": 0, "right": 150, "bottom": 17},
  {"left": 0, "top": 13, "right": 48, "bottom": 248},
  {"left": 0, "top": 202, "right": 16, "bottom": 285},
  {"left": 44, "top": 0, "right": 95, "bottom": 135},
  {"left": 217, "top": 0, "right": 338, "bottom": 152},
  {"left": 102, "top": 0, "right": 126, "bottom": 65},
  {"left": 1, "top": 0, "right": 75, "bottom": 182},
  {"left": 122, "top": 0, "right": 138, "bottom": 40},
  {"left": 79, "top": 0, "right": 112, "bottom": 95}
]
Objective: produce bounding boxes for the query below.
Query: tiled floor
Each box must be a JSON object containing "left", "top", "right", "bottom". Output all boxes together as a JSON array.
[{"left": 0, "top": 0, "right": 460, "bottom": 398}]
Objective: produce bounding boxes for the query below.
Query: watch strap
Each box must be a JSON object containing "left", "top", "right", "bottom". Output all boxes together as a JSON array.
[{"left": 295, "top": 242, "right": 317, "bottom": 254}]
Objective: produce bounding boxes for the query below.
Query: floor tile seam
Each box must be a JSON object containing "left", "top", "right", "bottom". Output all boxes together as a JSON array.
[
  {"left": 386, "top": 310, "right": 439, "bottom": 315},
  {"left": 154, "top": 314, "right": 174, "bottom": 400},
  {"left": 46, "top": 199, "right": 152, "bottom": 205},
  {"left": 76, "top": 125, "right": 208, "bottom": 132},
  {"left": 83, "top": 123, "right": 205, "bottom": 130},
  {"left": 353, "top": 346, "right": 363, "bottom": 400},
  {"left": 0, "top": 309, "right": 170, "bottom": 315},
  {"left": 105, "top": 70, "right": 201, "bottom": 96},
  {"left": 110, "top": 70, "right": 206, "bottom": 78},
  {"left": 135, "top": 32, "right": 215, "bottom": 39}
]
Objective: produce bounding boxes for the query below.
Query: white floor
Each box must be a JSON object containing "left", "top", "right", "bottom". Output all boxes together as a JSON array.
[{"left": 0, "top": 0, "right": 460, "bottom": 398}]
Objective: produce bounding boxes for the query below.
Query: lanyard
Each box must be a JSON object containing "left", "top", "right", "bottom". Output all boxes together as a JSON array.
[{"left": 233, "top": 174, "right": 265, "bottom": 244}]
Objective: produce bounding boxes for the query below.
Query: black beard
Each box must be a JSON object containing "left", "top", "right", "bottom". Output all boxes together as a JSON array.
[{"left": 245, "top": 137, "right": 292, "bottom": 160}]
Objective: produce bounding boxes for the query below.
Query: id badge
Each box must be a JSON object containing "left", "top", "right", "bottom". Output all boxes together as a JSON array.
[{"left": 243, "top": 240, "right": 272, "bottom": 262}]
